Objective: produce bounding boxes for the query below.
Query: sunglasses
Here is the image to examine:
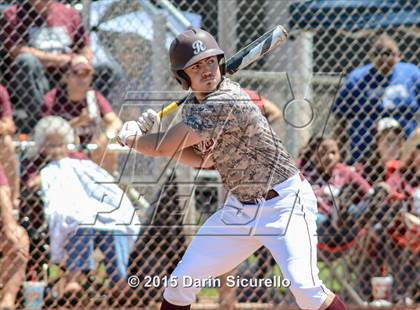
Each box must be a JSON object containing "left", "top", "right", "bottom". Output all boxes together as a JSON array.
[
  {"left": 371, "top": 49, "right": 395, "bottom": 58},
  {"left": 69, "top": 68, "right": 92, "bottom": 78}
]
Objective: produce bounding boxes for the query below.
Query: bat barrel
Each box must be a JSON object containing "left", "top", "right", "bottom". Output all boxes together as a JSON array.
[{"left": 226, "top": 25, "right": 288, "bottom": 76}]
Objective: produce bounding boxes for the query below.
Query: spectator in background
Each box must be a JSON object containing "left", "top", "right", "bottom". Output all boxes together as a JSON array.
[
  {"left": 0, "top": 164, "right": 29, "bottom": 309},
  {"left": 299, "top": 136, "right": 371, "bottom": 258},
  {"left": 19, "top": 115, "right": 88, "bottom": 283},
  {"left": 350, "top": 118, "right": 404, "bottom": 300},
  {"left": 332, "top": 34, "right": 420, "bottom": 164},
  {"left": 384, "top": 128, "right": 419, "bottom": 303},
  {"left": 28, "top": 116, "right": 139, "bottom": 302},
  {"left": 363, "top": 117, "right": 404, "bottom": 185},
  {"left": 0, "top": 84, "right": 19, "bottom": 207},
  {"left": 0, "top": 0, "right": 122, "bottom": 133},
  {"left": 243, "top": 88, "right": 282, "bottom": 124},
  {"left": 41, "top": 55, "right": 122, "bottom": 174},
  {"left": 353, "top": 128, "right": 420, "bottom": 303}
]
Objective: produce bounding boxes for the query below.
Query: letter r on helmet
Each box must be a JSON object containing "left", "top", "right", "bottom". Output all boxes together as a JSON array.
[{"left": 192, "top": 40, "right": 206, "bottom": 55}]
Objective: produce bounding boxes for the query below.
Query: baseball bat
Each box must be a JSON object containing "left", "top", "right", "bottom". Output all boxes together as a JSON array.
[{"left": 157, "top": 24, "right": 288, "bottom": 118}]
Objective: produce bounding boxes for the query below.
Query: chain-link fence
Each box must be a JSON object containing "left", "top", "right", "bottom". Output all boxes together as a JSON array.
[{"left": 0, "top": 0, "right": 419, "bottom": 309}]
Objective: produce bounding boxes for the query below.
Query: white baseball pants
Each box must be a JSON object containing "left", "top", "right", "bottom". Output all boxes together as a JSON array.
[{"left": 163, "top": 173, "right": 331, "bottom": 309}]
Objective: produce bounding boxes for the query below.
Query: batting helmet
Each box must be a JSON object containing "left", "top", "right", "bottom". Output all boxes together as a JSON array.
[{"left": 169, "top": 28, "right": 225, "bottom": 90}]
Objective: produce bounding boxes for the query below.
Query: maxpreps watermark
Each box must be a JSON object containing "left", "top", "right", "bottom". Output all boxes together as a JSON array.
[{"left": 127, "top": 275, "right": 291, "bottom": 289}]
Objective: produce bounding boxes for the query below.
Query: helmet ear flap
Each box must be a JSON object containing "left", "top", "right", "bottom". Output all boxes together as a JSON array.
[
  {"left": 175, "top": 70, "right": 191, "bottom": 90},
  {"left": 218, "top": 56, "right": 226, "bottom": 75}
]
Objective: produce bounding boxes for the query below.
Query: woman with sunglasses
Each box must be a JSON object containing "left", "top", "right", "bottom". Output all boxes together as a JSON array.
[{"left": 40, "top": 55, "right": 122, "bottom": 174}]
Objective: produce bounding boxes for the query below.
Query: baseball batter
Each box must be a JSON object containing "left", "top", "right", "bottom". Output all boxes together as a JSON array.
[{"left": 118, "top": 28, "right": 347, "bottom": 310}]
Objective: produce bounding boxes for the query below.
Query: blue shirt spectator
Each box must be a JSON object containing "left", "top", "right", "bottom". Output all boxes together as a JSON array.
[{"left": 333, "top": 35, "right": 420, "bottom": 164}]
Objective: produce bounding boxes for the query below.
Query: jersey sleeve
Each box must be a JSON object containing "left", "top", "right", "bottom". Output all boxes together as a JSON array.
[
  {"left": 182, "top": 92, "right": 251, "bottom": 141},
  {"left": 0, "top": 85, "right": 12, "bottom": 118}
]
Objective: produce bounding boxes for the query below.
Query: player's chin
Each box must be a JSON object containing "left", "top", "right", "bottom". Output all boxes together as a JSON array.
[{"left": 200, "top": 80, "right": 218, "bottom": 92}]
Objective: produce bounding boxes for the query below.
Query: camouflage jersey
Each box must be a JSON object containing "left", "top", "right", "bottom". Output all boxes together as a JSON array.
[{"left": 182, "top": 78, "right": 298, "bottom": 202}]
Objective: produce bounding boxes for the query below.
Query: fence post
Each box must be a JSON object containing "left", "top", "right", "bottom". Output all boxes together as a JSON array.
[
  {"left": 152, "top": 13, "right": 168, "bottom": 92},
  {"left": 286, "top": 31, "right": 313, "bottom": 156},
  {"left": 264, "top": 0, "right": 290, "bottom": 72},
  {"left": 218, "top": 0, "right": 237, "bottom": 58},
  {"left": 81, "top": 0, "right": 91, "bottom": 30}
]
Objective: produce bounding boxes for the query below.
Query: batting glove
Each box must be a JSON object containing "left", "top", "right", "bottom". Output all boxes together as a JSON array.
[
  {"left": 137, "top": 109, "right": 160, "bottom": 134},
  {"left": 117, "top": 121, "right": 142, "bottom": 146}
]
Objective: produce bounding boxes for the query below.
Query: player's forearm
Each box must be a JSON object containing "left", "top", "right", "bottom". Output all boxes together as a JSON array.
[
  {"left": 127, "top": 134, "right": 172, "bottom": 157},
  {"left": 173, "top": 147, "right": 214, "bottom": 168},
  {"left": 133, "top": 130, "right": 192, "bottom": 157},
  {"left": 130, "top": 135, "right": 213, "bottom": 168},
  {"left": 15, "top": 46, "right": 72, "bottom": 67}
]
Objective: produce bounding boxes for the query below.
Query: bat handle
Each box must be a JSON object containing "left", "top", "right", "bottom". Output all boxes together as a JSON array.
[
  {"left": 157, "top": 96, "right": 188, "bottom": 118},
  {"left": 158, "top": 101, "right": 178, "bottom": 118}
]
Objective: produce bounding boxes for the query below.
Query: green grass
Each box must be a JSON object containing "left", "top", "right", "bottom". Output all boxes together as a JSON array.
[{"left": 199, "top": 288, "right": 219, "bottom": 300}]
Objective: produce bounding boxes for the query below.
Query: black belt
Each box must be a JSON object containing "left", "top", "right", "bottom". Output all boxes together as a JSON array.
[{"left": 240, "top": 189, "right": 279, "bottom": 205}]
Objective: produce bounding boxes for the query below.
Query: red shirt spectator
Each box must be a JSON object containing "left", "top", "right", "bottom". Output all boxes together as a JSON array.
[
  {"left": 243, "top": 88, "right": 264, "bottom": 113},
  {"left": 384, "top": 159, "right": 400, "bottom": 181},
  {"left": 0, "top": 85, "right": 12, "bottom": 119},
  {"left": 42, "top": 88, "right": 113, "bottom": 144},
  {"left": 386, "top": 170, "right": 419, "bottom": 254},
  {"left": 299, "top": 137, "right": 371, "bottom": 255},
  {"left": 0, "top": 1, "right": 89, "bottom": 67},
  {"left": 243, "top": 88, "right": 282, "bottom": 124},
  {"left": 305, "top": 163, "right": 371, "bottom": 214},
  {"left": 384, "top": 129, "right": 420, "bottom": 254},
  {"left": 302, "top": 162, "right": 371, "bottom": 254}
]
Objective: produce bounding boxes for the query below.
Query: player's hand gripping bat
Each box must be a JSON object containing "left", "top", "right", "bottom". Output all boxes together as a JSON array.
[{"left": 158, "top": 24, "right": 289, "bottom": 118}]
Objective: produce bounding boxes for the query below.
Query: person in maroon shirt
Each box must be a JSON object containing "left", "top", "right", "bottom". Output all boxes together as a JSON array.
[
  {"left": 42, "top": 55, "right": 122, "bottom": 173},
  {"left": 0, "top": 84, "right": 19, "bottom": 208},
  {"left": 0, "top": 164, "right": 29, "bottom": 309},
  {"left": 352, "top": 128, "right": 419, "bottom": 303},
  {"left": 381, "top": 129, "right": 419, "bottom": 303},
  {"left": 299, "top": 136, "right": 371, "bottom": 257},
  {"left": 0, "top": 0, "right": 122, "bottom": 133},
  {"left": 243, "top": 88, "right": 282, "bottom": 124}
]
